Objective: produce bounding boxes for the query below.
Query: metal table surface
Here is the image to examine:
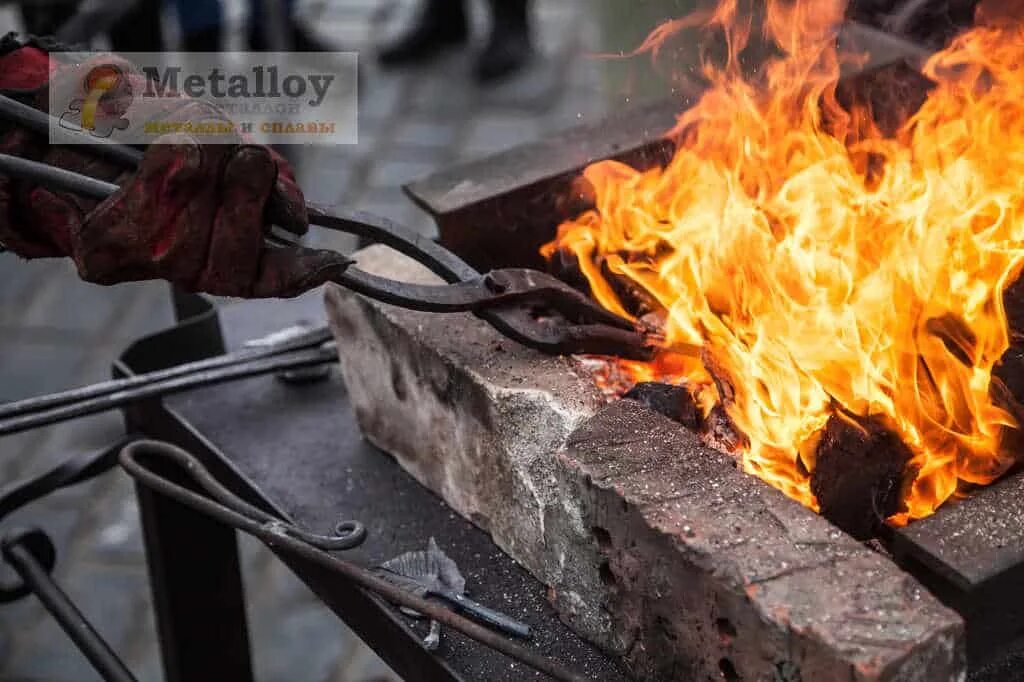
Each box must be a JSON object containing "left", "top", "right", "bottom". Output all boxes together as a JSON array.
[{"left": 128, "top": 291, "right": 627, "bottom": 682}]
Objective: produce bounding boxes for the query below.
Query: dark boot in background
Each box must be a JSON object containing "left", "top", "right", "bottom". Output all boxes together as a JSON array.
[
  {"left": 108, "top": 0, "right": 164, "bottom": 51},
  {"left": 378, "top": 0, "right": 469, "bottom": 67},
  {"left": 474, "top": 0, "right": 532, "bottom": 84},
  {"left": 183, "top": 26, "right": 222, "bottom": 52},
  {"left": 20, "top": 0, "right": 82, "bottom": 40}
]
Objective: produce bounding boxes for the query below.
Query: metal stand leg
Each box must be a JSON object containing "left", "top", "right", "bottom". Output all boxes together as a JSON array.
[
  {"left": 136, "top": 478, "right": 254, "bottom": 682},
  {"left": 2, "top": 529, "right": 137, "bottom": 682},
  {"left": 128, "top": 287, "right": 250, "bottom": 680}
]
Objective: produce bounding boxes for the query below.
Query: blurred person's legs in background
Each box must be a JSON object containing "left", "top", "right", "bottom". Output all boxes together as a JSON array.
[
  {"left": 111, "top": 0, "right": 336, "bottom": 53},
  {"left": 476, "top": 0, "right": 530, "bottom": 83},
  {"left": 19, "top": 0, "right": 83, "bottom": 37},
  {"left": 248, "top": 0, "right": 334, "bottom": 51},
  {"left": 378, "top": 0, "right": 532, "bottom": 84},
  {"left": 109, "top": 0, "right": 221, "bottom": 52},
  {"left": 378, "top": 0, "right": 469, "bottom": 65},
  {"left": 172, "top": 0, "right": 224, "bottom": 50}
]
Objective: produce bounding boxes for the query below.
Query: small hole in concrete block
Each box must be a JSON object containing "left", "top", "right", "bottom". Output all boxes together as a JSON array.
[
  {"left": 718, "top": 657, "right": 740, "bottom": 681},
  {"left": 592, "top": 526, "right": 612, "bottom": 549},
  {"left": 599, "top": 560, "right": 616, "bottom": 586},
  {"left": 716, "top": 617, "right": 737, "bottom": 640},
  {"left": 655, "top": 615, "right": 678, "bottom": 641}
]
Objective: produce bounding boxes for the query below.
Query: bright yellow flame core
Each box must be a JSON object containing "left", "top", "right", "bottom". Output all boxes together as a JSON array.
[{"left": 546, "top": 2, "right": 1024, "bottom": 522}]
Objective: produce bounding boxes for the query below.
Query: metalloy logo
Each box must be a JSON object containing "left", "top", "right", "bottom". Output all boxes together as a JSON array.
[{"left": 50, "top": 52, "right": 358, "bottom": 146}]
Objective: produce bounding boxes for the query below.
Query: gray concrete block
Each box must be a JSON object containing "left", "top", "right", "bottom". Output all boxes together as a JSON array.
[
  {"left": 326, "top": 246, "right": 605, "bottom": 562},
  {"left": 327, "top": 246, "right": 966, "bottom": 681},
  {"left": 558, "top": 400, "right": 964, "bottom": 681}
]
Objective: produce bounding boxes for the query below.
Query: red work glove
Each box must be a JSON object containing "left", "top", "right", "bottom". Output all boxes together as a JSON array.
[{"left": 0, "top": 38, "right": 351, "bottom": 298}]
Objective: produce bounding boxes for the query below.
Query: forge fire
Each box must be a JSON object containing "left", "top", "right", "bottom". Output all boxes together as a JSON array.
[{"left": 545, "top": 0, "right": 1024, "bottom": 525}]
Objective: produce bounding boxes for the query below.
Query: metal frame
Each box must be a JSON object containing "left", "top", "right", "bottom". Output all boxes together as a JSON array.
[{"left": 116, "top": 290, "right": 467, "bottom": 682}]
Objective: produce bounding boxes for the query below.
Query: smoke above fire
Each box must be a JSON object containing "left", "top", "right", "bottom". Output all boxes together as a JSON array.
[{"left": 544, "top": 0, "right": 1024, "bottom": 523}]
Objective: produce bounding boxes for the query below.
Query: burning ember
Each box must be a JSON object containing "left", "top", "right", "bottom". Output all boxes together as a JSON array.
[{"left": 545, "top": 0, "right": 1024, "bottom": 524}]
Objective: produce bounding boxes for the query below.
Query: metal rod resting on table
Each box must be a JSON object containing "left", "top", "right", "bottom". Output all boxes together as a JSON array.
[
  {"left": 2, "top": 530, "right": 138, "bottom": 682},
  {"left": 0, "top": 326, "right": 332, "bottom": 423},
  {"left": 0, "top": 346, "right": 337, "bottom": 437}
]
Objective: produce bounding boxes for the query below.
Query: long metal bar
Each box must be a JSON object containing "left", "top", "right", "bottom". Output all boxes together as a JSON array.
[
  {"left": 308, "top": 205, "right": 479, "bottom": 283},
  {"left": 2, "top": 532, "right": 137, "bottom": 682},
  {"left": 120, "top": 441, "right": 589, "bottom": 682},
  {"left": 0, "top": 346, "right": 337, "bottom": 436},
  {"left": 0, "top": 94, "right": 143, "bottom": 167},
  {"left": 0, "top": 326, "right": 331, "bottom": 423},
  {"left": 0, "top": 153, "right": 120, "bottom": 200}
]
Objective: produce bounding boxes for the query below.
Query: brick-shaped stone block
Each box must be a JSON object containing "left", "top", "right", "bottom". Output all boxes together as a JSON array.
[{"left": 325, "top": 247, "right": 965, "bottom": 680}]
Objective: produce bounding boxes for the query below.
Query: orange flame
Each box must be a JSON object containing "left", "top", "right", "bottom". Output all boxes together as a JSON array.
[{"left": 546, "top": 0, "right": 1024, "bottom": 522}]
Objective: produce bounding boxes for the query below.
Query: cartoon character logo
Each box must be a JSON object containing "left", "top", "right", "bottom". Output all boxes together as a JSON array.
[{"left": 59, "top": 64, "right": 132, "bottom": 138}]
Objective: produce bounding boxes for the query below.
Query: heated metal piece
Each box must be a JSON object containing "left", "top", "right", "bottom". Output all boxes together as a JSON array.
[
  {"left": 119, "top": 440, "right": 587, "bottom": 682},
  {"left": 377, "top": 538, "right": 532, "bottom": 642},
  {"left": 0, "top": 151, "right": 649, "bottom": 360}
]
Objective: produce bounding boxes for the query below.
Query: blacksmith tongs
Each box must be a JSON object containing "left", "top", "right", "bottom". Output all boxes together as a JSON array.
[{"left": 0, "top": 104, "right": 649, "bottom": 360}]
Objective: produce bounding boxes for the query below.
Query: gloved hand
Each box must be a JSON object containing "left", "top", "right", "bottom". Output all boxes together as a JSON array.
[{"left": 0, "top": 38, "right": 350, "bottom": 298}]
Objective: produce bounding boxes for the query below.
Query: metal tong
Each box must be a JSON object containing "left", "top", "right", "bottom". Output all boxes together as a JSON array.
[{"left": 0, "top": 93, "right": 650, "bottom": 360}]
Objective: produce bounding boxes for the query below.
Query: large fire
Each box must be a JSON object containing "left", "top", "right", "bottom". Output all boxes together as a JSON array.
[{"left": 544, "top": 0, "right": 1024, "bottom": 523}]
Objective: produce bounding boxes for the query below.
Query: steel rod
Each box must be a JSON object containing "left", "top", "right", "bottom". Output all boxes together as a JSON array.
[
  {"left": 0, "top": 326, "right": 332, "bottom": 422},
  {"left": 2, "top": 534, "right": 137, "bottom": 682},
  {"left": 0, "top": 94, "right": 143, "bottom": 167},
  {"left": 0, "top": 347, "right": 337, "bottom": 437},
  {"left": 0, "top": 153, "right": 120, "bottom": 200}
]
